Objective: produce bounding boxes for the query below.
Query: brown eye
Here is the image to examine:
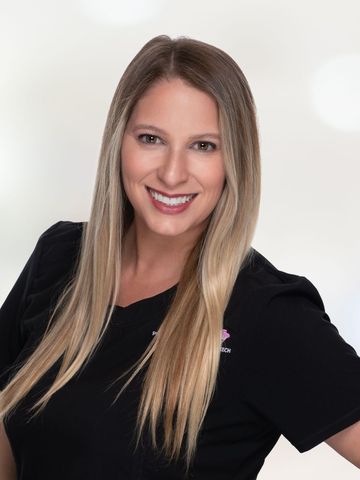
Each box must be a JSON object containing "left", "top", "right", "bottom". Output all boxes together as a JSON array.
[
  {"left": 138, "top": 134, "right": 161, "bottom": 144},
  {"left": 194, "top": 141, "right": 216, "bottom": 152}
]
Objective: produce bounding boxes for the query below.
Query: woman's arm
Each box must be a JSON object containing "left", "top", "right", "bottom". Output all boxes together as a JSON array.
[
  {"left": 325, "top": 420, "right": 360, "bottom": 468},
  {"left": 0, "top": 419, "right": 17, "bottom": 480}
]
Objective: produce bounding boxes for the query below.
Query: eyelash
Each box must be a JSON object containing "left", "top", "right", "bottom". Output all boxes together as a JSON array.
[{"left": 137, "top": 134, "right": 217, "bottom": 152}]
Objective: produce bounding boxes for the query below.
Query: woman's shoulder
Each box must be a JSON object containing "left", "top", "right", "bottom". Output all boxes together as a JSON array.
[
  {"left": 34, "top": 219, "right": 85, "bottom": 280},
  {"left": 0, "top": 221, "right": 87, "bottom": 353},
  {"left": 37, "top": 219, "right": 85, "bottom": 262},
  {"left": 38, "top": 220, "right": 85, "bottom": 246},
  {"left": 226, "top": 247, "right": 327, "bottom": 334},
  {"left": 230, "top": 250, "right": 360, "bottom": 456},
  {"left": 21, "top": 221, "right": 85, "bottom": 334},
  {"left": 238, "top": 247, "right": 324, "bottom": 306}
]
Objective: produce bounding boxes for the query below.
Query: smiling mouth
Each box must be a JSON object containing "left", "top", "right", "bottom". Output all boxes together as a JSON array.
[
  {"left": 146, "top": 186, "right": 198, "bottom": 198},
  {"left": 146, "top": 186, "right": 198, "bottom": 209}
]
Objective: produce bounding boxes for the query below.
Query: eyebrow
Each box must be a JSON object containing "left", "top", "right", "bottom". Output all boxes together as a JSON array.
[{"left": 132, "top": 123, "right": 221, "bottom": 140}]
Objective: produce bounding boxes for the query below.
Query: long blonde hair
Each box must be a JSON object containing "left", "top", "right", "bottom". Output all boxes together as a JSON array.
[{"left": 0, "top": 34, "right": 261, "bottom": 474}]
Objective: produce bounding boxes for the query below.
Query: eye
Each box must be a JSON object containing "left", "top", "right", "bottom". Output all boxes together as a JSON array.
[
  {"left": 193, "top": 141, "right": 217, "bottom": 152},
  {"left": 137, "top": 134, "right": 162, "bottom": 145}
]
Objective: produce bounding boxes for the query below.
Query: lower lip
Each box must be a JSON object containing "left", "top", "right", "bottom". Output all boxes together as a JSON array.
[{"left": 147, "top": 188, "right": 197, "bottom": 214}]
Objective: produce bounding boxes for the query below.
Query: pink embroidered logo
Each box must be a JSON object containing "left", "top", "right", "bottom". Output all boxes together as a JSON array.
[
  {"left": 221, "top": 329, "right": 231, "bottom": 353},
  {"left": 221, "top": 329, "right": 230, "bottom": 342}
]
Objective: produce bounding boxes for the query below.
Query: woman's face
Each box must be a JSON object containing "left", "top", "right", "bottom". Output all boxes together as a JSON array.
[{"left": 120, "top": 77, "right": 226, "bottom": 240}]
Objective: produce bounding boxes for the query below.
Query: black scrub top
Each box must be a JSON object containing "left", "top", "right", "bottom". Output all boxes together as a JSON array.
[{"left": 1, "top": 220, "right": 360, "bottom": 479}]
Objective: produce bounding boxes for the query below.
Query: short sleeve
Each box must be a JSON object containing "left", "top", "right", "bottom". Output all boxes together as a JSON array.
[
  {"left": 245, "top": 275, "right": 360, "bottom": 453},
  {"left": 0, "top": 221, "right": 64, "bottom": 390}
]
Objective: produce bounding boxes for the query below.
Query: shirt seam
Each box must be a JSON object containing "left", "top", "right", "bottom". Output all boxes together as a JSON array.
[{"left": 295, "top": 403, "right": 360, "bottom": 452}]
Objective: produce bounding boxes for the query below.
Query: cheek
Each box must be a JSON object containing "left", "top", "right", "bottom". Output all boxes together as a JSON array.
[
  {"left": 120, "top": 146, "right": 143, "bottom": 180},
  {"left": 199, "top": 162, "right": 226, "bottom": 193},
  {"left": 121, "top": 135, "right": 140, "bottom": 175}
]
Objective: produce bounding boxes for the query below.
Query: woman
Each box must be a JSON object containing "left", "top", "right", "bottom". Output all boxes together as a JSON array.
[{"left": 1, "top": 34, "right": 360, "bottom": 479}]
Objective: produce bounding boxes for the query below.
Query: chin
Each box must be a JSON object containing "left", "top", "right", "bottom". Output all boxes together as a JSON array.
[
  {"left": 145, "top": 219, "right": 194, "bottom": 238},
  {"left": 150, "top": 226, "right": 189, "bottom": 238}
]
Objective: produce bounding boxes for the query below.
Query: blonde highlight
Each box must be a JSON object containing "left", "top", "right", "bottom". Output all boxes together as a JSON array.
[{"left": 0, "top": 34, "right": 261, "bottom": 475}]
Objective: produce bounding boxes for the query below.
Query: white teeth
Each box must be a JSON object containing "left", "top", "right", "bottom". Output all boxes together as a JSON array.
[{"left": 149, "top": 188, "right": 195, "bottom": 206}]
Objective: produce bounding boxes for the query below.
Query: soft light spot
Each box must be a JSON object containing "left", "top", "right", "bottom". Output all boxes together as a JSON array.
[{"left": 309, "top": 53, "right": 360, "bottom": 132}]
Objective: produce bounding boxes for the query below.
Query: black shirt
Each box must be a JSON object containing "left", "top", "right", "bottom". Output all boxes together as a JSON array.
[{"left": 1, "top": 220, "right": 360, "bottom": 479}]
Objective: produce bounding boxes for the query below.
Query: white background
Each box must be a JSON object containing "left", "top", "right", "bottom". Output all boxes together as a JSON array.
[{"left": 0, "top": 1, "right": 359, "bottom": 477}]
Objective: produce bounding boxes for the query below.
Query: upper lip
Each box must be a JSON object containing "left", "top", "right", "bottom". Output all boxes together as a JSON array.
[{"left": 146, "top": 186, "right": 197, "bottom": 198}]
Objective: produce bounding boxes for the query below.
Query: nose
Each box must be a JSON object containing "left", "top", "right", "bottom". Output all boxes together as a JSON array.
[{"left": 156, "top": 147, "right": 190, "bottom": 188}]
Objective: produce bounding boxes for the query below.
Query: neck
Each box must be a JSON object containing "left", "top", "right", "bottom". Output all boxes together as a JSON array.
[{"left": 121, "top": 220, "right": 203, "bottom": 281}]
